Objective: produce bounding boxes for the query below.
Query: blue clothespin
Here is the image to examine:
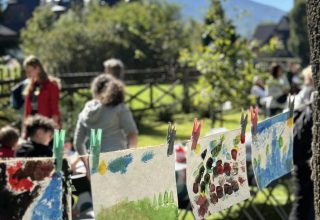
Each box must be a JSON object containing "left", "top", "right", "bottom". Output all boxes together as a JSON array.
[
  {"left": 167, "top": 122, "right": 176, "bottom": 156},
  {"left": 240, "top": 109, "right": 248, "bottom": 144},
  {"left": 53, "top": 129, "right": 65, "bottom": 172},
  {"left": 90, "top": 129, "right": 102, "bottom": 174}
]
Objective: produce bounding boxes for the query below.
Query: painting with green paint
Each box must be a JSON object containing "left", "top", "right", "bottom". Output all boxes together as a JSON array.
[
  {"left": 186, "top": 129, "right": 250, "bottom": 220},
  {"left": 251, "top": 111, "right": 294, "bottom": 189},
  {"left": 89, "top": 145, "right": 178, "bottom": 220}
]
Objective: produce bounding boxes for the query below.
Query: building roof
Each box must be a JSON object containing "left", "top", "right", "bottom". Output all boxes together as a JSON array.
[
  {"left": 253, "top": 24, "right": 276, "bottom": 45},
  {"left": 0, "top": 24, "right": 17, "bottom": 37},
  {"left": 253, "top": 16, "right": 292, "bottom": 57}
]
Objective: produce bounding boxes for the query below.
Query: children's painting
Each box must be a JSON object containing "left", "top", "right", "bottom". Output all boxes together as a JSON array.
[
  {"left": 0, "top": 158, "right": 70, "bottom": 219},
  {"left": 251, "top": 111, "right": 293, "bottom": 189},
  {"left": 90, "top": 145, "right": 178, "bottom": 220},
  {"left": 186, "top": 129, "right": 250, "bottom": 219}
]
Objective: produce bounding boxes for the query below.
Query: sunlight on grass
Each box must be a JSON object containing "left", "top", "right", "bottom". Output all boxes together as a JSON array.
[{"left": 138, "top": 111, "right": 242, "bottom": 147}]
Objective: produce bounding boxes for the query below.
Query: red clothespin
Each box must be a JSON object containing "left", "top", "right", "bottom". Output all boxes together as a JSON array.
[
  {"left": 240, "top": 110, "right": 248, "bottom": 144},
  {"left": 250, "top": 106, "right": 259, "bottom": 136},
  {"left": 191, "top": 118, "right": 203, "bottom": 150}
]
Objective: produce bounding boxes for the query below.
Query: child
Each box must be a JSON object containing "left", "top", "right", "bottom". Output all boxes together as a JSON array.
[
  {"left": 0, "top": 126, "right": 19, "bottom": 158},
  {"left": 16, "top": 115, "right": 56, "bottom": 157}
]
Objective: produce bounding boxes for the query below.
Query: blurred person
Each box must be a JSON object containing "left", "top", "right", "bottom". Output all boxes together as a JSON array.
[
  {"left": 294, "top": 65, "right": 314, "bottom": 107},
  {"left": 289, "top": 91, "right": 316, "bottom": 220},
  {"left": 250, "top": 76, "right": 266, "bottom": 107},
  {"left": 0, "top": 126, "right": 19, "bottom": 158},
  {"left": 287, "top": 62, "right": 301, "bottom": 94},
  {"left": 15, "top": 115, "right": 71, "bottom": 219},
  {"left": 103, "top": 58, "right": 125, "bottom": 80},
  {"left": 16, "top": 115, "right": 56, "bottom": 157},
  {"left": 10, "top": 74, "right": 30, "bottom": 113},
  {"left": 266, "top": 64, "right": 290, "bottom": 116},
  {"left": 23, "top": 55, "right": 61, "bottom": 128},
  {"left": 74, "top": 74, "right": 138, "bottom": 170}
]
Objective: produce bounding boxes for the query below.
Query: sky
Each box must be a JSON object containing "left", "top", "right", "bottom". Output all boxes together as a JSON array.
[{"left": 250, "top": 0, "right": 293, "bottom": 12}]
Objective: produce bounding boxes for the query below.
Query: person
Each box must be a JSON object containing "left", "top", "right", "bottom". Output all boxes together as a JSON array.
[
  {"left": 0, "top": 126, "right": 19, "bottom": 158},
  {"left": 103, "top": 58, "right": 125, "bottom": 80},
  {"left": 15, "top": 115, "right": 71, "bottom": 219},
  {"left": 289, "top": 92, "right": 316, "bottom": 220},
  {"left": 23, "top": 55, "right": 61, "bottom": 128},
  {"left": 16, "top": 115, "right": 56, "bottom": 157},
  {"left": 294, "top": 65, "right": 314, "bottom": 107},
  {"left": 74, "top": 74, "right": 138, "bottom": 157},
  {"left": 287, "top": 62, "right": 301, "bottom": 95},
  {"left": 266, "top": 64, "right": 290, "bottom": 116},
  {"left": 250, "top": 76, "right": 266, "bottom": 107}
]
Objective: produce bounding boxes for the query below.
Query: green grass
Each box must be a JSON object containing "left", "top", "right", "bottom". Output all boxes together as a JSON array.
[
  {"left": 126, "top": 84, "right": 185, "bottom": 110},
  {"left": 96, "top": 192, "right": 178, "bottom": 220},
  {"left": 137, "top": 111, "right": 243, "bottom": 147}
]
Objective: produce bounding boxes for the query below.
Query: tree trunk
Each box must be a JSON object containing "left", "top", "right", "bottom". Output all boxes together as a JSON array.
[{"left": 306, "top": 1, "right": 320, "bottom": 219}]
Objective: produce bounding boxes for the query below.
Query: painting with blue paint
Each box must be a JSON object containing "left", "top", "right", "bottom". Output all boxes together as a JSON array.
[
  {"left": 0, "top": 159, "right": 71, "bottom": 220},
  {"left": 108, "top": 154, "right": 133, "bottom": 174},
  {"left": 186, "top": 129, "right": 250, "bottom": 220},
  {"left": 90, "top": 145, "right": 179, "bottom": 219},
  {"left": 32, "top": 172, "right": 63, "bottom": 220},
  {"left": 251, "top": 111, "right": 294, "bottom": 189},
  {"left": 141, "top": 151, "right": 154, "bottom": 163}
]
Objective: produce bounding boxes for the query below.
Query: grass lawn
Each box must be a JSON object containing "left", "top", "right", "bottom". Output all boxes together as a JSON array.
[{"left": 137, "top": 111, "right": 244, "bottom": 147}]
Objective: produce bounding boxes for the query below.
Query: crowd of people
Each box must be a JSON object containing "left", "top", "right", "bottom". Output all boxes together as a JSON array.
[
  {"left": 2, "top": 56, "right": 138, "bottom": 160},
  {"left": 0, "top": 56, "right": 316, "bottom": 219},
  {"left": 251, "top": 62, "right": 314, "bottom": 116},
  {"left": 0, "top": 56, "right": 139, "bottom": 218}
]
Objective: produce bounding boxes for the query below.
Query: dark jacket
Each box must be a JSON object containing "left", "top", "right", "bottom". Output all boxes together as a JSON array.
[{"left": 16, "top": 141, "right": 52, "bottom": 157}]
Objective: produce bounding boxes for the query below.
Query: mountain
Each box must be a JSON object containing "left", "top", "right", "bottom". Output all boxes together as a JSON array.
[{"left": 168, "top": 0, "right": 286, "bottom": 38}]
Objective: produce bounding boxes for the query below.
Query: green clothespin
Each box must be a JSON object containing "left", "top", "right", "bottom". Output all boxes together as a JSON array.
[
  {"left": 53, "top": 129, "right": 65, "bottom": 172},
  {"left": 90, "top": 129, "right": 102, "bottom": 174}
]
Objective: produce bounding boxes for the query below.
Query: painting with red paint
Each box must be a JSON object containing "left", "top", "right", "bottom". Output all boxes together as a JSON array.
[
  {"left": 0, "top": 158, "right": 71, "bottom": 219},
  {"left": 186, "top": 129, "right": 250, "bottom": 219}
]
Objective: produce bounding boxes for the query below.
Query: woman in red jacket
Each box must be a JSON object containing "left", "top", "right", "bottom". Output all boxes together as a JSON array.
[{"left": 23, "top": 56, "right": 61, "bottom": 127}]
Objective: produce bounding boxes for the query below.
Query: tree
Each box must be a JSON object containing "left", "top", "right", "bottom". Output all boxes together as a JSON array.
[
  {"left": 21, "top": 1, "right": 188, "bottom": 73},
  {"left": 179, "top": 0, "right": 255, "bottom": 126},
  {"left": 289, "top": 0, "right": 310, "bottom": 66},
  {"left": 306, "top": 0, "right": 320, "bottom": 219}
]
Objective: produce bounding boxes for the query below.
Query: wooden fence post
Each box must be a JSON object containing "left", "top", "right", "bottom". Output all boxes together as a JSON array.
[{"left": 182, "top": 69, "right": 190, "bottom": 113}]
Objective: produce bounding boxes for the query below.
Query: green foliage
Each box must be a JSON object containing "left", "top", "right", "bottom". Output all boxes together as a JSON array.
[
  {"left": 21, "top": 1, "right": 189, "bottom": 73},
  {"left": 259, "top": 37, "right": 284, "bottom": 56},
  {"left": 163, "top": 191, "right": 168, "bottom": 204},
  {"left": 96, "top": 197, "right": 178, "bottom": 220},
  {"left": 179, "top": 0, "right": 256, "bottom": 123},
  {"left": 158, "top": 192, "right": 163, "bottom": 206},
  {"left": 288, "top": 0, "right": 309, "bottom": 66}
]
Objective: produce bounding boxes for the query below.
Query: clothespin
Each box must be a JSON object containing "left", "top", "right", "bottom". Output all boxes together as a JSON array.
[
  {"left": 288, "top": 94, "right": 295, "bottom": 118},
  {"left": 53, "top": 129, "right": 65, "bottom": 172},
  {"left": 191, "top": 118, "right": 203, "bottom": 150},
  {"left": 240, "top": 109, "right": 248, "bottom": 144},
  {"left": 167, "top": 122, "right": 176, "bottom": 156},
  {"left": 250, "top": 106, "right": 259, "bottom": 136},
  {"left": 90, "top": 129, "right": 102, "bottom": 174}
]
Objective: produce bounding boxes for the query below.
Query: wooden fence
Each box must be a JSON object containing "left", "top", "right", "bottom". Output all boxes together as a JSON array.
[{"left": 0, "top": 67, "right": 200, "bottom": 112}]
